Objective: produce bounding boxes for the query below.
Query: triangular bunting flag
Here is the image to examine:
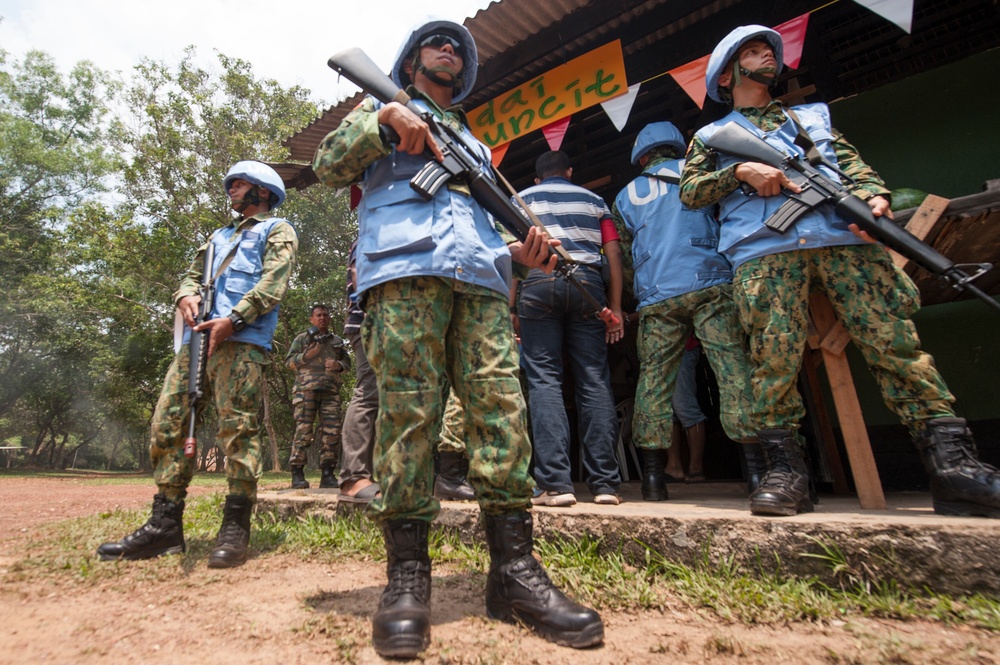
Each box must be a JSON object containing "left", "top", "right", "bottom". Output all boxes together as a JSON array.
[
  {"left": 669, "top": 54, "right": 711, "bottom": 109},
  {"left": 600, "top": 83, "right": 641, "bottom": 131},
  {"left": 774, "top": 13, "right": 810, "bottom": 68},
  {"left": 491, "top": 142, "right": 510, "bottom": 168},
  {"left": 541, "top": 116, "right": 572, "bottom": 152},
  {"left": 853, "top": 0, "right": 914, "bottom": 34}
]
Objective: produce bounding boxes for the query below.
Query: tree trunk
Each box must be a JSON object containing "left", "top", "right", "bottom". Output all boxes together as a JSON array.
[{"left": 262, "top": 375, "right": 282, "bottom": 471}]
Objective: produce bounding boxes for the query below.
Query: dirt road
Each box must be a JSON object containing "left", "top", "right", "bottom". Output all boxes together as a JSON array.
[{"left": 1, "top": 476, "right": 997, "bottom": 664}]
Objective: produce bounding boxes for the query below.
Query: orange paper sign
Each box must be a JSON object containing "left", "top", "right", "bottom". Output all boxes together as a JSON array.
[{"left": 469, "top": 41, "right": 628, "bottom": 148}]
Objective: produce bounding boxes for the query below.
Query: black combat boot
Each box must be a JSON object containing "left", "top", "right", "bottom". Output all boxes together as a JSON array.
[
  {"left": 738, "top": 441, "right": 767, "bottom": 495},
  {"left": 290, "top": 465, "right": 309, "bottom": 489},
  {"left": 207, "top": 494, "right": 253, "bottom": 569},
  {"left": 750, "top": 429, "right": 814, "bottom": 516},
  {"left": 319, "top": 462, "right": 339, "bottom": 489},
  {"left": 484, "top": 512, "right": 604, "bottom": 649},
  {"left": 640, "top": 448, "right": 669, "bottom": 501},
  {"left": 372, "top": 520, "right": 432, "bottom": 658},
  {"left": 433, "top": 451, "right": 476, "bottom": 501},
  {"left": 97, "top": 493, "right": 185, "bottom": 561},
  {"left": 916, "top": 417, "right": 1000, "bottom": 518}
]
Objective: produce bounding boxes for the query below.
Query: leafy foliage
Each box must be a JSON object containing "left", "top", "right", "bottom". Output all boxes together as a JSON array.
[{"left": 0, "top": 46, "right": 356, "bottom": 471}]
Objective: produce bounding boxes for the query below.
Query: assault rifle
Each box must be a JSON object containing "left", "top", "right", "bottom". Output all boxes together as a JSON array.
[
  {"left": 704, "top": 122, "right": 1000, "bottom": 313},
  {"left": 327, "top": 48, "right": 619, "bottom": 326},
  {"left": 183, "top": 242, "right": 216, "bottom": 458}
]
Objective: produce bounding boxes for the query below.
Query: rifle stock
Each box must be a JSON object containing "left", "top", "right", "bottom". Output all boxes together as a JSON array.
[
  {"left": 705, "top": 122, "right": 999, "bottom": 313},
  {"left": 183, "top": 242, "right": 216, "bottom": 458},
  {"left": 327, "top": 48, "right": 620, "bottom": 326}
]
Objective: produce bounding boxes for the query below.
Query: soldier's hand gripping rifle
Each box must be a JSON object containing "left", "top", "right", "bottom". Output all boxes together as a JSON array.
[
  {"left": 183, "top": 242, "right": 216, "bottom": 458},
  {"left": 327, "top": 48, "right": 619, "bottom": 326},
  {"left": 704, "top": 122, "right": 1000, "bottom": 313}
]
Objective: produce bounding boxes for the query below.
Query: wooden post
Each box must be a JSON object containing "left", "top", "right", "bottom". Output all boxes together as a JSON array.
[{"left": 808, "top": 293, "right": 887, "bottom": 509}]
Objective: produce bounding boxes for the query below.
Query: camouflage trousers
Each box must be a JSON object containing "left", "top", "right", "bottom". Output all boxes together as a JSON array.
[
  {"left": 437, "top": 387, "right": 467, "bottom": 456},
  {"left": 362, "top": 276, "right": 533, "bottom": 523},
  {"left": 288, "top": 389, "right": 343, "bottom": 467},
  {"left": 733, "top": 244, "right": 955, "bottom": 436},
  {"left": 150, "top": 342, "right": 267, "bottom": 502},
  {"left": 633, "top": 283, "right": 756, "bottom": 450}
]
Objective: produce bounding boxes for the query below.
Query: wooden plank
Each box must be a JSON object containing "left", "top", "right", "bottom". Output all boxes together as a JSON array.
[
  {"left": 819, "top": 319, "right": 852, "bottom": 356},
  {"left": 808, "top": 293, "right": 887, "bottom": 510},
  {"left": 891, "top": 194, "right": 951, "bottom": 269},
  {"left": 799, "top": 348, "right": 850, "bottom": 495}
]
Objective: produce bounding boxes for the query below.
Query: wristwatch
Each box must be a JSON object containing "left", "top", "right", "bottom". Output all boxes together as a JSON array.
[{"left": 227, "top": 312, "right": 247, "bottom": 332}]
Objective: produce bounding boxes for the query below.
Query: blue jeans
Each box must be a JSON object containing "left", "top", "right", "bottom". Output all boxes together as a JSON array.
[
  {"left": 518, "top": 267, "right": 621, "bottom": 496},
  {"left": 672, "top": 346, "right": 706, "bottom": 428}
]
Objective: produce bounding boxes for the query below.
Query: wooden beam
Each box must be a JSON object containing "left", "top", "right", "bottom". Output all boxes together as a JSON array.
[
  {"left": 808, "top": 292, "right": 886, "bottom": 509},
  {"left": 891, "top": 194, "right": 951, "bottom": 269}
]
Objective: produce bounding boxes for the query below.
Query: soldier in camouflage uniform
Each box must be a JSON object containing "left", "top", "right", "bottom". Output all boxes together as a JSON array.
[
  {"left": 285, "top": 303, "right": 351, "bottom": 489},
  {"left": 681, "top": 25, "right": 1000, "bottom": 518},
  {"left": 313, "top": 19, "right": 603, "bottom": 658},
  {"left": 97, "top": 161, "right": 298, "bottom": 566},
  {"left": 612, "top": 122, "right": 759, "bottom": 503}
]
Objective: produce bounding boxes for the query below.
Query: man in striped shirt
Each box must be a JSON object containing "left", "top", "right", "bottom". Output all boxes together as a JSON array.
[{"left": 514, "top": 150, "right": 625, "bottom": 506}]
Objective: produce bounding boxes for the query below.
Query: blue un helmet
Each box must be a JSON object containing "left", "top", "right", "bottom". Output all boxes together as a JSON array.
[
  {"left": 223, "top": 161, "right": 287, "bottom": 209},
  {"left": 630, "top": 122, "right": 687, "bottom": 166},
  {"left": 705, "top": 25, "right": 784, "bottom": 103},
  {"left": 391, "top": 19, "right": 479, "bottom": 103}
]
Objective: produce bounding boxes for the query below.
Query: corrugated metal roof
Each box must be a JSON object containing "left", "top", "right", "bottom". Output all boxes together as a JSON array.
[{"left": 284, "top": 0, "right": 598, "bottom": 164}]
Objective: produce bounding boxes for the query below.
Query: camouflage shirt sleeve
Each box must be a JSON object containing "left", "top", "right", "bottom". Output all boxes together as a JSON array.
[
  {"left": 175, "top": 243, "right": 209, "bottom": 303},
  {"left": 610, "top": 202, "right": 634, "bottom": 273},
  {"left": 285, "top": 331, "right": 310, "bottom": 369},
  {"left": 831, "top": 128, "right": 891, "bottom": 201},
  {"left": 679, "top": 136, "right": 741, "bottom": 209},
  {"left": 313, "top": 97, "right": 392, "bottom": 189}
]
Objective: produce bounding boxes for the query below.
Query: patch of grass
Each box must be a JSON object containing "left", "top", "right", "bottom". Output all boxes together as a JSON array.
[{"left": 12, "top": 500, "right": 1000, "bottom": 633}]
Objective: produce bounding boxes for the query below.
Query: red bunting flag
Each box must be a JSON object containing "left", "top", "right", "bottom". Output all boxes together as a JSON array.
[
  {"left": 541, "top": 116, "right": 572, "bottom": 152},
  {"left": 491, "top": 142, "right": 510, "bottom": 168},
  {"left": 774, "top": 12, "right": 810, "bottom": 68},
  {"left": 668, "top": 54, "right": 711, "bottom": 109}
]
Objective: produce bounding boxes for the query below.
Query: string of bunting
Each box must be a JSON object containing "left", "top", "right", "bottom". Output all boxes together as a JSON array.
[{"left": 490, "top": 0, "right": 914, "bottom": 165}]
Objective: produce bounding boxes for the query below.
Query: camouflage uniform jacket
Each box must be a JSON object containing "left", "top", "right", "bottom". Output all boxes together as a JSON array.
[{"left": 285, "top": 329, "right": 351, "bottom": 392}]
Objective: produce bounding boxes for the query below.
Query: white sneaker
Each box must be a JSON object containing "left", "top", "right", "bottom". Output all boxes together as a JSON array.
[
  {"left": 594, "top": 493, "right": 621, "bottom": 505},
  {"left": 531, "top": 491, "right": 577, "bottom": 507}
]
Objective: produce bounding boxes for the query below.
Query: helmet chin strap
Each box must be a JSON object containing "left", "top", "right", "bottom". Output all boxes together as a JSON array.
[
  {"left": 732, "top": 61, "right": 779, "bottom": 88},
  {"left": 231, "top": 186, "right": 262, "bottom": 215},
  {"left": 411, "top": 53, "right": 463, "bottom": 92}
]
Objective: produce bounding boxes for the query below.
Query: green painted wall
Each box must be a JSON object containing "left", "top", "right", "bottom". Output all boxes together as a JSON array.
[
  {"left": 830, "top": 47, "right": 1000, "bottom": 198},
  {"left": 813, "top": 49, "right": 1000, "bottom": 425}
]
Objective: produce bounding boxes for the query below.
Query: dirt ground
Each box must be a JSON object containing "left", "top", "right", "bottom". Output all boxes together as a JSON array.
[{"left": 1, "top": 476, "right": 999, "bottom": 665}]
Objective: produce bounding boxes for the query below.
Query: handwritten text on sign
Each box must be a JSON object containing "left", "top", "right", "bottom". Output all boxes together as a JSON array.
[{"left": 469, "top": 41, "right": 627, "bottom": 148}]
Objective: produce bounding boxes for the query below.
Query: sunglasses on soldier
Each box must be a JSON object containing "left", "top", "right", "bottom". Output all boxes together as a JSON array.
[{"left": 418, "top": 34, "right": 464, "bottom": 56}]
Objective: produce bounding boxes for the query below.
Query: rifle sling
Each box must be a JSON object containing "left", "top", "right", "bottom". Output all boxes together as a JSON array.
[{"left": 783, "top": 107, "right": 825, "bottom": 168}]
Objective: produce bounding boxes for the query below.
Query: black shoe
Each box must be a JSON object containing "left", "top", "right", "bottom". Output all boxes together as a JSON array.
[
  {"left": 319, "top": 463, "right": 339, "bottom": 489},
  {"left": 739, "top": 441, "right": 767, "bottom": 495},
  {"left": 97, "top": 494, "right": 185, "bottom": 561},
  {"left": 640, "top": 448, "right": 669, "bottom": 501},
  {"left": 372, "top": 520, "right": 432, "bottom": 658},
  {"left": 207, "top": 494, "right": 252, "bottom": 568},
  {"left": 433, "top": 451, "right": 475, "bottom": 501},
  {"left": 484, "top": 513, "right": 603, "bottom": 649},
  {"left": 750, "top": 429, "right": 813, "bottom": 516},
  {"left": 916, "top": 417, "right": 1000, "bottom": 518},
  {"left": 290, "top": 465, "right": 309, "bottom": 489}
]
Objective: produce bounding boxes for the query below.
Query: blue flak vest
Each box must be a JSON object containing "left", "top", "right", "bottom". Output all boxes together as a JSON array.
[
  {"left": 182, "top": 216, "right": 292, "bottom": 352},
  {"left": 613, "top": 158, "right": 732, "bottom": 309},
  {"left": 695, "top": 103, "right": 867, "bottom": 270},
  {"left": 354, "top": 97, "right": 512, "bottom": 299}
]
